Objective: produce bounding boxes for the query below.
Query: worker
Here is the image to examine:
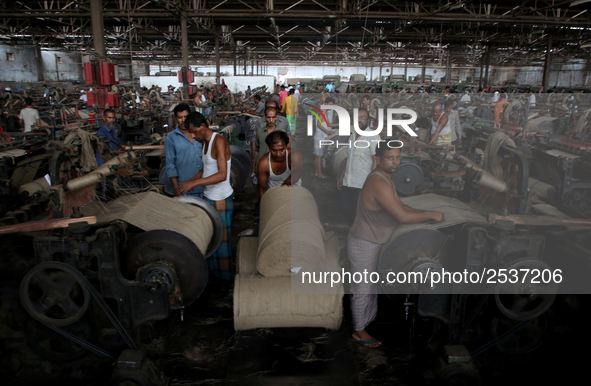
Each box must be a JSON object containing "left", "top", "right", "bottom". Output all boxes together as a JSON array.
[
  {"left": 164, "top": 103, "right": 203, "bottom": 197},
  {"left": 428, "top": 102, "right": 452, "bottom": 145},
  {"left": 264, "top": 100, "right": 289, "bottom": 131},
  {"left": 494, "top": 93, "right": 509, "bottom": 128},
  {"left": 97, "top": 109, "right": 123, "bottom": 154},
  {"left": 349, "top": 145, "right": 445, "bottom": 347},
  {"left": 337, "top": 108, "right": 379, "bottom": 225},
  {"left": 179, "top": 112, "right": 234, "bottom": 281},
  {"left": 280, "top": 88, "right": 298, "bottom": 136},
  {"left": 444, "top": 101, "right": 462, "bottom": 145},
  {"left": 257, "top": 131, "right": 302, "bottom": 199},
  {"left": 279, "top": 85, "right": 288, "bottom": 108},
  {"left": 19, "top": 98, "right": 41, "bottom": 133},
  {"left": 253, "top": 107, "right": 286, "bottom": 171},
  {"left": 315, "top": 97, "right": 339, "bottom": 179}
]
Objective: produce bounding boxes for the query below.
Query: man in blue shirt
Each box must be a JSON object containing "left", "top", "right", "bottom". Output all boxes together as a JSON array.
[
  {"left": 165, "top": 103, "right": 204, "bottom": 197},
  {"left": 96, "top": 109, "right": 123, "bottom": 155}
]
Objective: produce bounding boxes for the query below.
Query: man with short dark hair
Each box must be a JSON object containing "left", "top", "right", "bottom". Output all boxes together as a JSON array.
[
  {"left": 179, "top": 112, "right": 234, "bottom": 280},
  {"left": 253, "top": 107, "right": 286, "bottom": 170},
  {"left": 279, "top": 85, "right": 288, "bottom": 108},
  {"left": 257, "top": 131, "right": 302, "bottom": 198},
  {"left": 164, "top": 103, "right": 203, "bottom": 197},
  {"left": 264, "top": 100, "right": 289, "bottom": 131},
  {"left": 193, "top": 89, "right": 207, "bottom": 113},
  {"left": 429, "top": 102, "right": 452, "bottom": 145},
  {"left": 349, "top": 145, "right": 445, "bottom": 347},
  {"left": 19, "top": 98, "right": 41, "bottom": 133},
  {"left": 97, "top": 109, "right": 123, "bottom": 154}
]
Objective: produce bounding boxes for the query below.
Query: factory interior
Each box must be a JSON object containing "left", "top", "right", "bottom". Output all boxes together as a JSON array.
[{"left": 2, "top": 1, "right": 591, "bottom": 385}]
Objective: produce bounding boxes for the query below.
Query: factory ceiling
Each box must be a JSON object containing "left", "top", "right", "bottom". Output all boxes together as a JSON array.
[{"left": 1, "top": 0, "right": 591, "bottom": 67}]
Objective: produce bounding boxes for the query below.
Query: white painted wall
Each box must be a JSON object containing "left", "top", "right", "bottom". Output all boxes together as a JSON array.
[{"left": 139, "top": 75, "right": 276, "bottom": 93}]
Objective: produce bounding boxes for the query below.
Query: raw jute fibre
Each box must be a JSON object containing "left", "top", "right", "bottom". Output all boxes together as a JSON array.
[
  {"left": 257, "top": 185, "right": 326, "bottom": 277},
  {"left": 83, "top": 191, "right": 213, "bottom": 257},
  {"left": 234, "top": 235, "right": 343, "bottom": 330}
]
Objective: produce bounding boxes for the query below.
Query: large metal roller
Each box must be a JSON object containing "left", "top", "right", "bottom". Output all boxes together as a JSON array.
[
  {"left": 377, "top": 194, "right": 489, "bottom": 293},
  {"left": 229, "top": 145, "right": 252, "bottom": 195},
  {"left": 82, "top": 192, "right": 223, "bottom": 306}
]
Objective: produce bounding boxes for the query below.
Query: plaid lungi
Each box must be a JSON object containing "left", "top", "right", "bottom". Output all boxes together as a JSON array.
[
  {"left": 348, "top": 232, "right": 382, "bottom": 332},
  {"left": 205, "top": 195, "right": 235, "bottom": 280}
]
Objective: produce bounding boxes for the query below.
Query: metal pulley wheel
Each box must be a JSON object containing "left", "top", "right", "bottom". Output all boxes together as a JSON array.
[
  {"left": 379, "top": 229, "right": 450, "bottom": 294},
  {"left": 392, "top": 163, "right": 423, "bottom": 195},
  {"left": 24, "top": 314, "right": 97, "bottom": 362},
  {"left": 20, "top": 262, "right": 90, "bottom": 327},
  {"left": 174, "top": 195, "right": 223, "bottom": 258},
  {"left": 495, "top": 258, "right": 557, "bottom": 321},
  {"left": 123, "top": 229, "right": 209, "bottom": 306}
]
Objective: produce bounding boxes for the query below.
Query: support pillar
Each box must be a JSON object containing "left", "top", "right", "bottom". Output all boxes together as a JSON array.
[
  {"left": 421, "top": 56, "right": 426, "bottom": 83},
  {"left": 446, "top": 50, "right": 451, "bottom": 84},
  {"left": 484, "top": 47, "right": 491, "bottom": 89},
  {"left": 35, "top": 46, "right": 44, "bottom": 81},
  {"left": 233, "top": 45, "right": 237, "bottom": 76},
  {"left": 404, "top": 56, "right": 408, "bottom": 81},
  {"left": 542, "top": 35, "right": 552, "bottom": 91},
  {"left": 90, "top": 0, "right": 106, "bottom": 58},
  {"left": 479, "top": 53, "right": 484, "bottom": 89},
  {"left": 181, "top": 8, "right": 189, "bottom": 100},
  {"left": 215, "top": 32, "right": 220, "bottom": 87}
]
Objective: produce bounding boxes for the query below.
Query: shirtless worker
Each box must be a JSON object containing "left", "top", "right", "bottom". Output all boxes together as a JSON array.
[
  {"left": 257, "top": 130, "right": 302, "bottom": 199},
  {"left": 349, "top": 144, "right": 445, "bottom": 347}
]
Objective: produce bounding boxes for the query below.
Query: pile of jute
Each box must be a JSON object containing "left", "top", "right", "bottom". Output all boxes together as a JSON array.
[{"left": 234, "top": 186, "right": 343, "bottom": 330}]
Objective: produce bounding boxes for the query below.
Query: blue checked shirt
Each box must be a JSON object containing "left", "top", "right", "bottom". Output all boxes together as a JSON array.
[{"left": 164, "top": 127, "right": 204, "bottom": 195}]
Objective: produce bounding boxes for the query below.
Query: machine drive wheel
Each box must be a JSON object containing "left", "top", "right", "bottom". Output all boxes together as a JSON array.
[{"left": 20, "top": 262, "right": 90, "bottom": 327}]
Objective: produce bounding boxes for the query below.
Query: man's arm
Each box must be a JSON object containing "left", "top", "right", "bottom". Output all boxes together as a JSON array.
[
  {"left": 257, "top": 155, "right": 270, "bottom": 198},
  {"left": 179, "top": 137, "right": 229, "bottom": 194},
  {"left": 283, "top": 149, "right": 302, "bottom": 186},
  {"left": 429, "top": 114, "right": 449, "bottom": 145},
  {"left": 373, "top": 177, "right": 445, "bottom": 224},
  {"left": 164, "top": 138, "right": 182, "bottom": 196},
  {"left": 19, "top": 119, "right": 24, "bottom": 131}
]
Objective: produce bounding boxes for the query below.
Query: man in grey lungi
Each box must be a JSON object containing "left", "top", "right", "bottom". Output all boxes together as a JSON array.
[{"left": 348, "top": 144, "right": 445, "bottom": 347}]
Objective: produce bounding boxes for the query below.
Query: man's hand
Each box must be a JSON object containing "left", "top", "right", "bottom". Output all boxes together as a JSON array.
[
  {"left": 282, "top": 176, "right": 292, "bottom": 187},
  {"left": 173, "top": 187, "right": 182, "bottom": 197},
  {"left": 179, "top": 180, "right": 197, "bottom": 195},
  {"left": 337, "top": 176, "right": 344, "bottom": 190},
  {"left": 430, "top": 211, "right": 446, "bottom": 223}
]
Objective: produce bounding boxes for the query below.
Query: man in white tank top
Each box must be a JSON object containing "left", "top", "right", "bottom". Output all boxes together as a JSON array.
[
  {"left": 429, "top": 102, "right": 452, "bottom": 145},
  {"left": 179, "top": 112, "right": 235, "bottom": 281},
  {"left": 256, "top": 131, "right": 302, "bottom": 199}
]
